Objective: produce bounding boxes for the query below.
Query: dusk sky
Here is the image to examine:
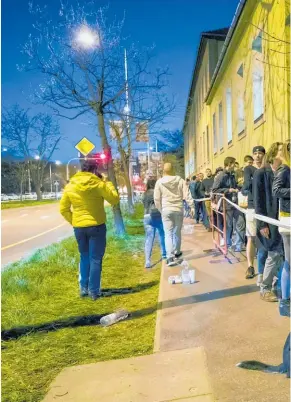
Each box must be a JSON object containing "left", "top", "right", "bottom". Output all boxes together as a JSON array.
[{"left": 2, "top": 0, "right": 239, "bottom": 161}]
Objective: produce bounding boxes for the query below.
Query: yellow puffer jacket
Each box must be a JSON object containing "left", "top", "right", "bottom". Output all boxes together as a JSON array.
[{"left": 60, "top": 172, "right": 119, "bottom": 227}]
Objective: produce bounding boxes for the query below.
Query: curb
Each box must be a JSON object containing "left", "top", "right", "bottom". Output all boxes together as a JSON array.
[{"left": 153, "top": 259, "right": 165, "bottom": 353}]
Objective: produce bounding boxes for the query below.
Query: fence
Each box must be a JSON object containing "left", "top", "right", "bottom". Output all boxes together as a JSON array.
[{"left": 193, "top": 193, "right": 291, "bottom": 258}]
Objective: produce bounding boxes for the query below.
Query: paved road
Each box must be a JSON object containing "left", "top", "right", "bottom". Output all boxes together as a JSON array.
[{"left": 1, "top": 203, "right": 73, "bottom": 268}]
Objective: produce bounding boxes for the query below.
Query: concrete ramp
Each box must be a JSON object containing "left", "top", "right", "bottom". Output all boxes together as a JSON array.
[{"left": 43, "top": 347, "right": 214, "bottom": 402}]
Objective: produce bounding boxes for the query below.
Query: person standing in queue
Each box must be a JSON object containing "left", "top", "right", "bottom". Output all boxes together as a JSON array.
[{"left": 60, "top": 158, "right": 119, "bottom": 300}]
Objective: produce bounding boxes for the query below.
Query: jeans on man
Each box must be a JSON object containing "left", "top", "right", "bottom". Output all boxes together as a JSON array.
[
  {"left": 257, "top": 248, "right": 268, "bottom": 275},
  {"left": 144, "top": 214, "right": 166, "bottom": 265},
  {"left": 201, "top": 202, "right": 210, "bottom": 229},
  {"left": 194, "top": 201, "right": 203, "bottom": 223},
  {"left": 74, "top": 224, "right": 106, "bottom": 296},
  {"left": 162, "top": 210, "right": 183, "bottom": 259},
  {"left": 226, "top": 208, "right": 245, "bottom": 248},
  {"left": 281, "top": 233, "right": 291, "bottom": 300},
  {"left": 260, "top": 250, "right": 283, "bottom": 291}
]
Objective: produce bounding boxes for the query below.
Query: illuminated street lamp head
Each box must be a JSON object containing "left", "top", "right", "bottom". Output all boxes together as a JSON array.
[
  {"left": 35, "top": 155, "right": 40, "bottom": 160},
  {"left": 75, "top": 26, "right": 99, "bottom": 49},
  {"left": 55, "top": 160, "right": 61, "bottom": 165}
]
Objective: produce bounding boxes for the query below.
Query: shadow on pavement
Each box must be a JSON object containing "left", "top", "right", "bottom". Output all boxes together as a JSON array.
[{"left": 160, "top": 283, "right": 259, "bottom": 309}]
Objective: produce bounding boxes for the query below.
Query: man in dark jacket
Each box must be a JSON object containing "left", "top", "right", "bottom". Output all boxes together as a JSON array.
[
  {"left": 201, "top": 168, "right": 214, "bottom": 230},
  {"left": 242, "top": 146, "right": 265, "bottom": 279},
  {"left": 189, "top": 174, "right": 204, "bottom": 224},
  {"left": 253, "top": 142, "right": 283, "bottom": 302},
  {"left": 212, "top": 157, "right": 246, "bottom": 250}
]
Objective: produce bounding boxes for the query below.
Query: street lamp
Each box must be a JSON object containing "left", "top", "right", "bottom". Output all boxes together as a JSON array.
[
  {"left": 75, "top": 26, "right": 100, "bottom": 49},
  {"left": 49, "top": 160, "right": 62, "bottom": 193},
  {"left": 34, "top": 155, "right": 40, "bottom": 160}
]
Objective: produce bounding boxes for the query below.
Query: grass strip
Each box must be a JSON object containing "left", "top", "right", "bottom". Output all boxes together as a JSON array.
[
  {"left": 1, "top": 200, "right": 59, "bottom": 210},
  {"left": 2, "top": 204, "right": 161, "bottom": 402}
]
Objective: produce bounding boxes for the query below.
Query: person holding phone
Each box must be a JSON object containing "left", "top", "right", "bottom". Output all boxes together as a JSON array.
[{"left": 60, "top": 158, "right": 119, "bottom": 300}]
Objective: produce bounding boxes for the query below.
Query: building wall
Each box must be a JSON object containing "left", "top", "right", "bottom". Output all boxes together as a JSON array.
[
  {"left": 184, "top": 38, "right": 225, "bottom": 176},
  {"left": 184, "top": 0, "right": 290, "bottom": 176}
]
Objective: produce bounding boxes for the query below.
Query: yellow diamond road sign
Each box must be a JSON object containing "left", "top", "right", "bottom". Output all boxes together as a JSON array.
[{"left": 75, "top": 137, "right": 95, "bottom": 156}]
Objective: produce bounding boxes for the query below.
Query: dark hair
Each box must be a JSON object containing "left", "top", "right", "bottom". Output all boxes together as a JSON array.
[
  {"left": 186, "top": 178, "right": 190, "bottom": 183},
  {"left": 266, "top": 142, "right": 283, "bottom": 165},
  {"left": 81, "top": 158, "right": 97, "bottom": 174},
  {"left": 192, "top": 175, "right": 196, "bottom": 181},
  {"left": 215, "top": 167, "right": 223, "bottom": 175},
  {"left": 234, "top": 162, "right": 239, "bottom": 166},
  {"left": 146, "top": 178, "right": 157, "bottom": 190},
  {"left": 224, "top": 157, "right": 236, "bottom": 167},
  {"left": 244, "top": 155, "right": 254, "bottom": 163}
]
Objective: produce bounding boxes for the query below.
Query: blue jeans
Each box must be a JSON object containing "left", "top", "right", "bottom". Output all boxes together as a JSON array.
[
  {"left": 281, "top": 234, "right": 290, "bottom": 300},
  {"left": 194, "top": 201, "right": 203, "bottom": 223},
  {"left": 144, "top": 215, "right": 166, "bottom": 265},
  {"left": 257, "top": 248, "right": 267, "bottom": 275},
  {"left": 226, "top": 208, "right": 245, "bottom": 249},
  {"left": 74, "top": 224, "right": 106, "bottom": 296}
]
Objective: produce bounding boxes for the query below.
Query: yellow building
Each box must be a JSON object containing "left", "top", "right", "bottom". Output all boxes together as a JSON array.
[{"left": 183, "top": 0, "right": 290, "bottom": 177}]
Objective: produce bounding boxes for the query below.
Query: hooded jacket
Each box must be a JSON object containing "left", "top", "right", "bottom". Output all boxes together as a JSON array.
[
  {"left": 272, "top": 164, "right": 290, "bottom": 215},
  {"left": 154, "top": 175, "right": 190, "bottom": 212},
  {"left": 60, "top": 172, "right": 119, "bottom": 227},
  {"left": 253, "top": 166, "right": 282, "bottom": 252}
]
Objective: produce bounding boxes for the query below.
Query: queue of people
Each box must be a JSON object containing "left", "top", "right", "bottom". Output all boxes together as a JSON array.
[
  {"left": 183, "top": 141, "right": 290, "bottom": 315},
  {"left": 59, "top": 142, "right": 289, "bottom": 320}
]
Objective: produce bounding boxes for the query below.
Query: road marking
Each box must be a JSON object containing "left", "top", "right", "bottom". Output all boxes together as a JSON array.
[
  {"left": 40, "top": 215, "right": 50, "bottom": 220},
  {"left": 1, "top": 223, "right": 67, "bottom": 251},
  {"left": 20, "top": 214, "right": 28, "bottom": 217}
]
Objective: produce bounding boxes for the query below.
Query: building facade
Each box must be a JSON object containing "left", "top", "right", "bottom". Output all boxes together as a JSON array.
[{"left": 184, "top": 0, "right": 290, "bottom": 177}]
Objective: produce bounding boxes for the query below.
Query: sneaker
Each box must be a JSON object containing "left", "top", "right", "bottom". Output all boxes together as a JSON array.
[
  {"left": 174, "top": 252, "right": 183, "bottom": 259},
  {"left": 256, "top": 274, "right": 263, "bottom": 287},
  {"left": 145, "top": 261, "right": 151, "bottom": 269},
  {"left": 245, "top": 266, "right": 255, "bottom": 279},
  {"left": 260, "top": 290, "right": 278, "bottom": 302},
  {"left": 167, "top": 257, "right": 176, "bottom": 267},
  {"left": 279, "top": 299, "right": 290, "bottom": 317},
  {"left": 80, "top": 287, "right": 88, "bottom": 297},
  {"left": 89, "top": 291, "right": 102, "bottom": 301}
]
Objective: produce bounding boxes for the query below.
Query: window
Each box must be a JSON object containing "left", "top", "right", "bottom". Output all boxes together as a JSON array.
[
  {"left": 226, "top": 88, "right": 232, "bottom": 143},
  {"left": 219, "top": 102, "right": 223, "bottom": 150},
  {"left": 253, "top": 64, "right": 264, "bottom": 121},
  {"left": 238, "top": 96, "right": 245, "bottom": 134},
  {"left": 213, "top": 113, "right": 217, "bottom": 153},
  {"left": 206, "top": 125, "right": 209, "bottom": 161}
]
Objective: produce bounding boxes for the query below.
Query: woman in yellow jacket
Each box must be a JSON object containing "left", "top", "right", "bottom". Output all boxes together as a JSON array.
[{"left": 60, "top": 159, "right": 119, "bottom": 300}]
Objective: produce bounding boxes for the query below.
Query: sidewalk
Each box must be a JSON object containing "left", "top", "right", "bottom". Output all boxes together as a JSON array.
[{"left": 155, "top": 222, "right": 290, "bottom": 402}]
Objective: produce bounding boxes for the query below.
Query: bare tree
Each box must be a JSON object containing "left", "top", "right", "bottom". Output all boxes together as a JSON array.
[
  {"left": 2, "top": 105, "right": 61, "bottom": 200},
  {"left": 19, "top": 2, "right": 174, "bottom": 234}
]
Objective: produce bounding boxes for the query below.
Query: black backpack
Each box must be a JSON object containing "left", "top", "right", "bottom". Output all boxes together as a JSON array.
[{"left": 149, "top": 199, "right": 161, "bottom": 218}]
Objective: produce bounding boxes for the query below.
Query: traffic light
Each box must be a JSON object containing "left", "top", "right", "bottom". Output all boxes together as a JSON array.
[{"left": 92, "top": 148, "right": 111, "bottom": 170}]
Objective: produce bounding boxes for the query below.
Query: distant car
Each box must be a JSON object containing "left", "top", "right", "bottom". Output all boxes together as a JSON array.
[
  {"left": 7, "top": 194, "right": 20, "bottom": 201},
  {"left": 24, "top": 193, "right": 34, "bottom": 200},
  {"left": 1, "top": 194, "right": 9, "bottom": 202}
]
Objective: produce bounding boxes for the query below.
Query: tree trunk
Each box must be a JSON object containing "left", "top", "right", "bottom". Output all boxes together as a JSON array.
[
  {"left": 36, "top": 184, "right": 42, "bottom": 201},
  {"left": 97, "top": 111, "right": 125, "bottom": 235}
]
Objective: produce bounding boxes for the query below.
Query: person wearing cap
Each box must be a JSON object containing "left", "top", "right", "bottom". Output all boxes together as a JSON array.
[
  {"left": 242, "top": 145, "right": 265, "bottom": 280},
  {"left": 60, "top": 159, "right": 119, "bottom": 300},
  {"left": 253, "top": 142, "right": 283, "bottom": 302}
]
